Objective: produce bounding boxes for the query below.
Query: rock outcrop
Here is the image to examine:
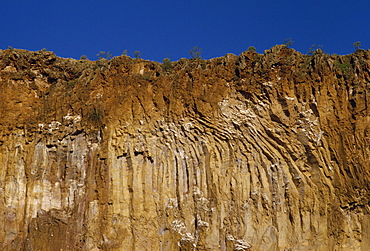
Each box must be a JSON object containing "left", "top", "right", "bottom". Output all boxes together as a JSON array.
[{"left": 0, "top": 46, "right": 369, "bottom": 250}]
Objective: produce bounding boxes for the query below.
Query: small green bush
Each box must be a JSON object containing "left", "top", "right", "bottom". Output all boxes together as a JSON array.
[
  {"left": 247, "top": 46, "right": 256, "bottom": 52},
  {"left": 142, "top": 72, "right": 151, "bottom": 80},
  {"left": 161, "top": 57, "right": 172, "bottom": 72},
  {"left": 334, "top": 59, "right": 353, "bottom": 79}
]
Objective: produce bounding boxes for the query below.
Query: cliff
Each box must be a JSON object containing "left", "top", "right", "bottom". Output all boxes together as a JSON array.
[{"left": 0, "top": 45, "right": 369, "bottom": 250}]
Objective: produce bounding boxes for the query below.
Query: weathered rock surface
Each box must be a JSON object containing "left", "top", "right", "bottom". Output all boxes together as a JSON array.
[{"left": 0, "top": 46, "right": 369, "bottom": 250}]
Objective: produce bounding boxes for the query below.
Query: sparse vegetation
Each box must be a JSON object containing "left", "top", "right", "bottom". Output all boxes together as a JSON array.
[
  {"left": 190, "top": 46, "right": 202, "bottom": 59},
  {"left": 307, "top": 44, "right": 324, "bottom": 56},
  {"left": 334, "top": 58, "right": 353, "bottom": 79},
  {"left": 161, "top": 57, "right": 172, "bottom": 72},
  {"left": 201, "top": 62, "right": 206, "bottom": 70},
  {"left": 80, "top": 55, "right": 88, "bottom": 60},
  {"left": 67, "top": 79, "right": 78, "bottom": 89},
  {"left": 94, "top": 55, "right": 109, "bottom": 69},
  {"left": 353, "top": 41, "right": 361, "bottom": 51},
  {"left": 96, "top": 51, "right": 112, "bottom": 60},
  {"left": 142, "top": 72, "right": 151, "bottom": 80},
  {"left": 247, "top": 46, "right": 256, "bottom": 52},
  {"left": 88, "top": 107, "right": 104, "bottom": 126},
  {"left": 134, "top": 51, "right": 141, "bottom": 59},
  {"left": 122, "top": 50, "right": 128, "bottom": 56},
  {"left": 283, "top": 38, "right": 294, "bottom": 48}
]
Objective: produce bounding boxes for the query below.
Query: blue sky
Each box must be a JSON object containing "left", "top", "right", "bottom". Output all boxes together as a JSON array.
[{"left": 1, "top": 1, "right": 369, "bottom": 62}]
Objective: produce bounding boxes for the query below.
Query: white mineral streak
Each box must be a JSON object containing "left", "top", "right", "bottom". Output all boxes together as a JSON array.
[{"left": 0, "top": 88, "right": 368, "bottom": 250}]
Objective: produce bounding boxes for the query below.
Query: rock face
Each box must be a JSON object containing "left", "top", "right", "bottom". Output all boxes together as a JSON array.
[{"left": 0, "top": 46, "right": 370, "bottom": 250}]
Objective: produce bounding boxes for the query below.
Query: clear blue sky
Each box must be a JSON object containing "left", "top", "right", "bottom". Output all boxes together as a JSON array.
[{"left": 1, "top": 1, "right": 369, "bottom": 62}]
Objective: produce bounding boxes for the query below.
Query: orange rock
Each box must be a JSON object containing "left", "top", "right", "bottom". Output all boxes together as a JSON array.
[{"left": 0, "top": 46, "right": 369, "bottom": 250}]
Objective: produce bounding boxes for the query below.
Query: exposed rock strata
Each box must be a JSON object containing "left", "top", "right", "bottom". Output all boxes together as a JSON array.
[{"left": 0, "top": 46, "right": 369, "bottom": 250}]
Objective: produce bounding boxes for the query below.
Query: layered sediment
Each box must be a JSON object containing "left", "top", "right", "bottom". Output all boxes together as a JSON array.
[{"left": 0, "top": 46, "right": 370, "bottom": 250}]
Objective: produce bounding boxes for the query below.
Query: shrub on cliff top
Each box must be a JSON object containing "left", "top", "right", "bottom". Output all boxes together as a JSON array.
[
  {"left": 307, "top": 44, "right": 325, "bottom": 56},
  {"left": 283, "top": 38, "right": 294, "bottom": 48},
  {"left": 190, "top": 46, "right": 202, "bottom": 59},
  {"left": 161, "top": 57, "right": 172, "bottom": 72},
  {"left": 353, "top": 41, "right": 361, "bottom": 51},
  {"left": 247, "top": 46, "right": 256, "bottom": 52},
  {"left": 96, "top": 51, "right": 112, "bottom": 60},
  {"left": 134, "top": 51, "right": 141, "bottom": 59}
]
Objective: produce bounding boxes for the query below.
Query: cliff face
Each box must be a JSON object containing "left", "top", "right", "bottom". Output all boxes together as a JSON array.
[{"left": 0, "top": 46, "right": 369, "bottom": 250}]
